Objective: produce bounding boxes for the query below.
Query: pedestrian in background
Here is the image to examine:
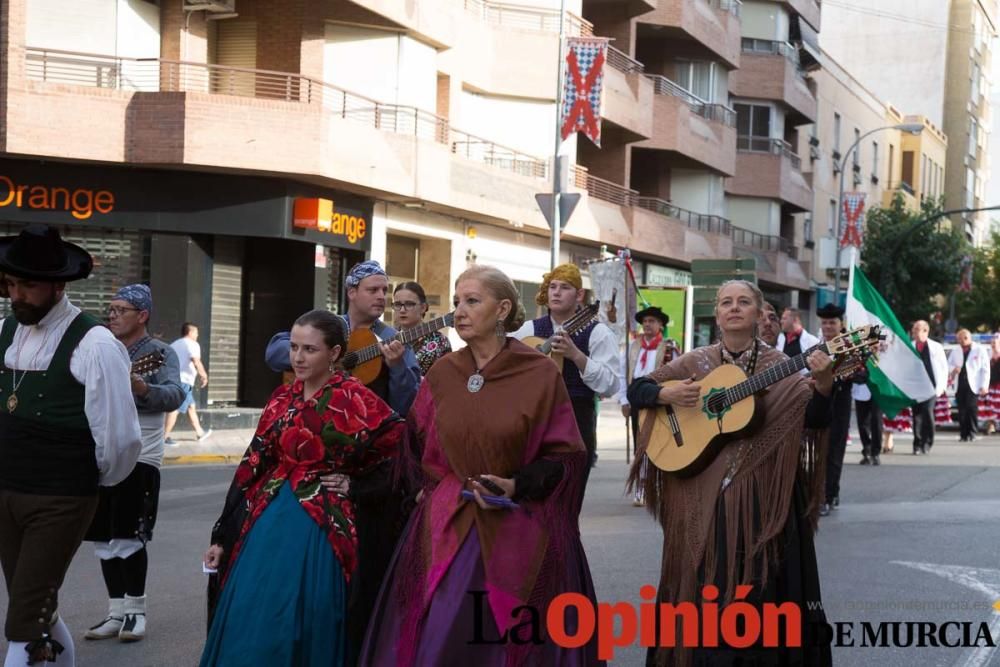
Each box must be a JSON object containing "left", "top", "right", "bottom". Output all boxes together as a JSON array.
[
  {"left": 948, "top": 328, "right": 990, "bottom": 442},
  {"left": 392, "top": 281, "right": 451, "bottom": 375},
  {"left": 164, "top": 323, "right": 211, "bottom": 444},
  {"left": 978, "top": 332, "right": 1000, "bottom": 434},
  {"left": 910, "top": 320, "right": 949, "bottom": 455}
]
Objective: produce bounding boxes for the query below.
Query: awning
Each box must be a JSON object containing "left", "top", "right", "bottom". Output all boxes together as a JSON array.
[{"left": 790, "top": 16, "right": 822, "bottom": 71}]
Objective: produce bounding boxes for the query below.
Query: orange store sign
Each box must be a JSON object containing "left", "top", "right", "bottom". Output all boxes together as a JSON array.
[
  {"left": 293, "top": 198, "right": 367, "bottom": 245},
  {"left": 0, "top": 174, "right": 114, "bottom": 221}
]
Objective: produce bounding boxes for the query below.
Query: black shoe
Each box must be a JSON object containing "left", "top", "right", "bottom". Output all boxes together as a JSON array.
[
  {"left": 860, "top": 456, "right": 871, "bottom": 465},
  {"left": 872, "top": 456, "right": 881, "bottom": 466},
  {"left": 819, "top": 503, "right": 831, "bottom": 517}
]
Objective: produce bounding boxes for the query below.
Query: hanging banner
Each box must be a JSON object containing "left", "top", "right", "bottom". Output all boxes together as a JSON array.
[
  {"left": 839, "top": 192, "right": 866, "bottom": 248},
  {"left": 958, "top": 254, "right": 973, "bottom": 292},
  {"left": 586, "top": 257, "right": 627, "bottom": 342},
  {"left": 560, "top": 37, "right": 609, "bottom": 147}
]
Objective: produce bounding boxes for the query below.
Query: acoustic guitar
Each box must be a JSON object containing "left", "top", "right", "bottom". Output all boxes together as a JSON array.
[
  {"left": 640, "top": 325, "right": 881, "bottom": 476},
  {"left": 340, "top": 312, "right": 455, "bottom": 385},
  {"left": 521, "top": 302, "right": 600, "bottom": 372},
  {"left": 132, "top": 349, "right": 166, "bottom": 377}
]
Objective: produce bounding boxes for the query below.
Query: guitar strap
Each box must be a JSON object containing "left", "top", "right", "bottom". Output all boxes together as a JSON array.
[
  {"left": 127, "top": 335, "right": 152, "bottom": 360},
  {"left": 719, "top": 338, "right": 759, "bottom": 376}
]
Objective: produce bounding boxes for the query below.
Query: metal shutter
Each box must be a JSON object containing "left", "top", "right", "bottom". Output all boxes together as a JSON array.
[
  {"left": 211, "top": 20, "right": 257, "bottom": 97},
  {"left": 207, "top": 236, "right": 243, "bottom": 405},
  {"left": 0, "top": 224, "right": 147, "bottom": 320},
  {"left": 325, "top": 247, "right": 344, "bottom": 315}
]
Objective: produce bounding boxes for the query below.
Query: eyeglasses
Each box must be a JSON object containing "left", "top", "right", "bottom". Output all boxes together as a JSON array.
[
  {"left": 392, "top": 301, "right": 420, "bottom": 312},
  {"left": 106, "top": 306, "right": 140, "bottom": 317}
]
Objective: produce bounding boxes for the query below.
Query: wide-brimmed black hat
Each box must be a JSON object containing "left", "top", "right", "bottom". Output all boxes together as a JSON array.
[
  {"left": 816, "top": 303, "right": 845, "bottom": 319},
  {"left": 635, "top": 305, "right": 669, "bottom": 327},
  {"left": 0, "top": 224, "right": 92, "bottom": 282}
]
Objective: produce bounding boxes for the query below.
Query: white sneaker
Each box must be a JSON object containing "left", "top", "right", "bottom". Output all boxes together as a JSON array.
[
  {"left": 119, "top": 595, "right": 146, "bottom": 642},
  {"left": 197, "top": 429, "right": 213, "bottom": 442},
  {"left": 84, "top": 598, "right": 124, "bottom": 640}
]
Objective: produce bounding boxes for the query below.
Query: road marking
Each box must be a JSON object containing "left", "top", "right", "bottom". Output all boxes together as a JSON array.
[{"left": 892, "top": 561, "right": 1000, "bottom": 667}]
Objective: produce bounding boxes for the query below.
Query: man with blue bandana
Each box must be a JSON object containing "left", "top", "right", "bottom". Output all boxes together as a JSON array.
[
  {"left": 83, "top": 284, "right": 184, "bottom": 644},
  {"left": 263, "top": 259, "right": 419, "bottom": 662}
]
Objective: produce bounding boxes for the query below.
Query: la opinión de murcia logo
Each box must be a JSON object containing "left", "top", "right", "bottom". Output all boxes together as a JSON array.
[{"left": 466, "top": 586, "right": 1000, "bottom": 661}]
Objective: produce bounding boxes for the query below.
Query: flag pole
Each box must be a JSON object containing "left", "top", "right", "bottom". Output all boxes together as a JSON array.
[{"left": 549, "top": 0, "right": 568, "bottom": 270}]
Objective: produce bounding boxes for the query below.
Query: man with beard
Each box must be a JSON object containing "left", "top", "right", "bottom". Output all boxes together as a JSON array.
[
  {"left": 83, "top": 285, "right": 184, "bottom": 644},
  {"left": 0, "top": 224, "right": 141, "bottom": 666},
  {"left": 262, "top": 260, "right": 420, "bottom": 664},
  {"left": 759, "top": 302, "right": 781, "bottom": 348}
]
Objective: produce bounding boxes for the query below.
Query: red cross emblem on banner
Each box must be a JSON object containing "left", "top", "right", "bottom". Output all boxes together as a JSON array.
[
  {"left": 560, "top": 38, "right": 608, "bottom": 147},
  {"left": 839, "top": 193, "right": 866, "bottom": 249}
]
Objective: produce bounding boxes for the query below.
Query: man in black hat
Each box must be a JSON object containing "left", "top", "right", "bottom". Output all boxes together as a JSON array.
[
  {"left": 618, "top": 305, "right": 676, "bottom": 506},
  {"left": 816, "top": 303, "right": 865, "bottom": 516},
  {"left": 0, "top": 224, "right": 141, "bottom": 666}
]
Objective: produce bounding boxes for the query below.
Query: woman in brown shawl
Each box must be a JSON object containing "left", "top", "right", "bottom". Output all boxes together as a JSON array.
[
  {"left": 360, "top": 265, "right": 602, "bottom": 666},
  {"left": 627, "top": 280, "right": 834, "bottom": 666}
]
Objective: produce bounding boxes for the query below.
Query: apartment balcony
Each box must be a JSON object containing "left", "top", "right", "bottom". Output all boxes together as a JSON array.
[
  {"left": 332, "top": 0, "right": 459, "bottom": 48},
  {"left": 584, "top": 0, "right": 658, "bottom": 19},
  {"left": 636, "top": 0, "right": 742, "bottom": 69},
  {"left": 637, "top": 74, "right": 736, "bottom": 175},
  {"left": 727, "top": 137, "right": 812, "bottom": 211},
  {"left": 775, "top": 0, "right": 821, "bottom": 32},
  {"left": 601, "top": 47, "right": 654, "bottom": 140},
  {"left": 731, "top": 40, "right": 817, "bottom": 126},
  {"left": 731, "top": 225, "right": 810, "bottom": 289},
  {"left": 882, "top": 181, "right": 920, "bottom": 211}
]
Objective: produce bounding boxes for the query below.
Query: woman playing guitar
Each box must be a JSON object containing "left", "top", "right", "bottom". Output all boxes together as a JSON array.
[{"left": 625, "top": 280, "right": 836, "bottom": 667}]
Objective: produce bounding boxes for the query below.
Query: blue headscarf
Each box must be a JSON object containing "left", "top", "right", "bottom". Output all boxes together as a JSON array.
[
  {"left": 115, "top": 283, "right": 152, "bottom": 312},
  {"left": 345, "top": 260, "right": 387, "bottom": 288}
]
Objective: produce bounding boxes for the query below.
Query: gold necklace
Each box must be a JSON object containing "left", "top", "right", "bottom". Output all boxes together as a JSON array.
[{"left": 8, "top": 329, "right": 30, "bottom": 413}]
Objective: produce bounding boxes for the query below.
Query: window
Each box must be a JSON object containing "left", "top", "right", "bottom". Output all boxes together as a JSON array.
[
  {"left": 804, "top": 214, "right": 813, "bottom": 242},
  {"left": 921, "top": 154, "right": 928, "bottom": 197},
  {"left": 872, "top": 141, "right": 879, "bottom": 178},
  {"left": 829, "top": 199, "right": 837, "bottom": 237},
  {"left": 675, "top": 60, "right": 717, "bottom": 102},
  {"left": 966, "top": 168, "right": 975, "bottom": 208},
  {"left": 853, "top": 129, "right": 861, "bottom": 167},
  {"left": 888, "top": 144, "right": 895, "bottom": 183},
  {"left": 833, "top": 112, "right": 842, "bottom": 152},
  {"left": 969, "top": 117, "right": 978, "bottom": 157},
  {"left": 971, "top": 61, "right": 981, "bottom": 103},
  {"left": 735, "top": 103, "right": 772, "bottom": 151}
]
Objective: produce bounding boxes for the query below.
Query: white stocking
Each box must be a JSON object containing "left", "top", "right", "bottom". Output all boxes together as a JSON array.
[
  {"left": 48, "top": 618, "right": 74, "bottom": 666},
  {"left": 3, "top": 641, "right": 29, "bottom": 667}
]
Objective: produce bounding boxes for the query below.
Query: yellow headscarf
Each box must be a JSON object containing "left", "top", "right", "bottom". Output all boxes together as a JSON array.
[{"left": 535, "top": 263, "right": 583, "bottom": 306}]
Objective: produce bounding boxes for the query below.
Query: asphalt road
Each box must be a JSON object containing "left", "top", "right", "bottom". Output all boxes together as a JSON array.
[{"left": 2, "top": 422, "right": 999, "bottom": 666}]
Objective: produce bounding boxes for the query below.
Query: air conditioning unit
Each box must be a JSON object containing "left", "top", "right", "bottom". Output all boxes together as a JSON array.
[
  {"left": 809, "top": 145, "right": 821, "bottom": 161},
  {"left": 185, "top": 0, "right": 235, "bottom": 12}
]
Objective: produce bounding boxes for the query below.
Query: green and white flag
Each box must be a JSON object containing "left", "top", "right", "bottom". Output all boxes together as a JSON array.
[{"left": 845, "top": 265, "right": 935, "bottom": 417}]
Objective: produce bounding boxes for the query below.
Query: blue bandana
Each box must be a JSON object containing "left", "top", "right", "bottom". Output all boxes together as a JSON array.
[
  {"left": 345, "top": 260, "right": 387, "bottom": 288},
  {"left": 115, "top": 283, "right": 152, "bottom": 312}
]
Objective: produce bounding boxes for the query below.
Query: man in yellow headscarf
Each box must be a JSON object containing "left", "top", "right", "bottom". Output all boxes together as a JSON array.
[{"left": 511, "top": 263, "right": 620, "bottom": 495}]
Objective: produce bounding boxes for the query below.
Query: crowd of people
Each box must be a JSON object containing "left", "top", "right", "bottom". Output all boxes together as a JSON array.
[{"left": 0, "top": 222, "right": 993, "bottom": 667}]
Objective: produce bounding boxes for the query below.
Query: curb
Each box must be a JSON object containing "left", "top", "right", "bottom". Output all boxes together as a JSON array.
[{"left": 163, "top": 454, "right": 243, "bottom": 466}]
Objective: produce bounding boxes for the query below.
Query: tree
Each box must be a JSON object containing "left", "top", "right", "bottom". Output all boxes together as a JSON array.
[
  {"left": 861, "top": 193, "right": 966, "bottom": 328},
  {"left": 956, "top": 231, "right": 1000, "bottom": 331}
]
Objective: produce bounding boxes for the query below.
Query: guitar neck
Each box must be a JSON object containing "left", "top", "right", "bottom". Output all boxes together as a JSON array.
[
  {"left": 539, "top": 305, "right": 598, "bottom": 354},
  {"left": 724, "top": 341, "right": 828, "bottom": 405},
  {"left": 345, "top": 314, "right": 454, "bottom": 367}
]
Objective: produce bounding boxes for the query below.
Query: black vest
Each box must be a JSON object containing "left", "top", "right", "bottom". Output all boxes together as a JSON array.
[
  {"left": 918, "top": 342, "right": 935, "bottom": 387},
  {"left": 0, "top": 313, "right": 100, "bottom": 496},
  {"left": 533, "top": 314, "right": 596, "bottom": 400}
]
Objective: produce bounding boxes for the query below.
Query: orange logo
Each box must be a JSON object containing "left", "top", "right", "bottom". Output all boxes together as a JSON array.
[
  {"left": 293, "top": 198, "right": 367, "bottom": 245},
  {"left": 0, "top": 174, "right": 114, "bottom": 220}
]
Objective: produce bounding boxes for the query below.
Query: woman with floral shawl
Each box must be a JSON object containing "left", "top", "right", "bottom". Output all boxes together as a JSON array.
[
  {"left": 628, "top": 281, "right": 835, "bottom": 667},
  {"left": 361, "top": 265, "right": 602, "bottom": 666},
  {"left": 200, "top": 310, "right": 404, "bottom": 667}
]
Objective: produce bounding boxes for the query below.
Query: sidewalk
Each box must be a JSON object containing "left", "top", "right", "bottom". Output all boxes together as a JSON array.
[{"left": 162, "top": 400, "right": 1000, "bottom": 467}]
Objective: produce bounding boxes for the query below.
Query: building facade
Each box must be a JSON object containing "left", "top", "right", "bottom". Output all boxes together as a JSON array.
[
  {"left": 1, "top": 0, "right": 822, "bottom": 407},
  {"left": 821, "top": 0, "right": 996, "bottom": 244}
]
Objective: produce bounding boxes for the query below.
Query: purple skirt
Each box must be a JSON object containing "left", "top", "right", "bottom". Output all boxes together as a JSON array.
[{"left": 360, "top": 524, "right": 603, "bottom": 666}]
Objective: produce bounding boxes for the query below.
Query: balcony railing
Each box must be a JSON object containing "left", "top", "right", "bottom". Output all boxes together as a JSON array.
[
  {"left": 741, "top": 38, "right": 808, "bottom": 80},
  {"left": 635, "top": 197, "right": 732, "bottom": 235},
  {"left": 582, "top": 172, "right": 639, "bottom": 207},
  {"left": 606, "top": 46, "right": 645, "bottom": 75},
  {"left": 463, "top": 0, "right": 593, "bottom": 36},
  {"left": 886, "top": 181, "right": 916, "bottom": 196},
  {"left": 732, "top": 226, "right": 795, "bottom": 255},
  {"left": 705, "top": 0, "right": 742, "bottom": 17},
  {"left": 736, "top": 136, "right": 802, "bottom": 170},
  {"left": 24, "top": 47, "right": 547, "bottom": 180},
  {"left": 646, "top": 74, "right": 738, "bottom": 127}
]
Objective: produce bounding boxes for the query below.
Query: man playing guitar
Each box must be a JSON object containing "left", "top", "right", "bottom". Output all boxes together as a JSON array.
[{"left": 511, "top": 263, "right": 620, "bottom": 493}]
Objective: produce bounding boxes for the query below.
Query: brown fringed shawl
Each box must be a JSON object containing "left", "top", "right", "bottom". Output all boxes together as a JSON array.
[{"left": 629, "top": 341, "right": 827, "bottom": 666}]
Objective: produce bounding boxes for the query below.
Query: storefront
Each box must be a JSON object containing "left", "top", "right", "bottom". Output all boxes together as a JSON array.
[{"left": 0, "top": 158, "right": 373, "bottom": 407}]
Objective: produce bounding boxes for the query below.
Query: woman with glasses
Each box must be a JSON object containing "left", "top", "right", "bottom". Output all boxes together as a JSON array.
[{"left": 392, "top": 282, "right": 452, "bottom": 375}]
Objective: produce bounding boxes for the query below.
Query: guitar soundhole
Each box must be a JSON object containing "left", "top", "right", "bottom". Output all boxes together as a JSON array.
[{"left": 707, "top": 393, "right": 727, "bottom": 415}]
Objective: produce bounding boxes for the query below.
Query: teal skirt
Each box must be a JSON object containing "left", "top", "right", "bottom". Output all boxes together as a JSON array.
[{"left": 200, "top": 482, "right": 346, "bottom": 667}]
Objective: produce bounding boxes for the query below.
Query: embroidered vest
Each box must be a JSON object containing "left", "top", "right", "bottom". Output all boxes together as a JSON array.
[{"left": 532, "top": 314, "right": 595, "bottom": 399}]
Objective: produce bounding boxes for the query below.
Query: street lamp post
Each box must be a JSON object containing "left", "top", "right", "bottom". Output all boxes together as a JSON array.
[{"left": 832, "top": 122, "right": 925, "bottom": 303}]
